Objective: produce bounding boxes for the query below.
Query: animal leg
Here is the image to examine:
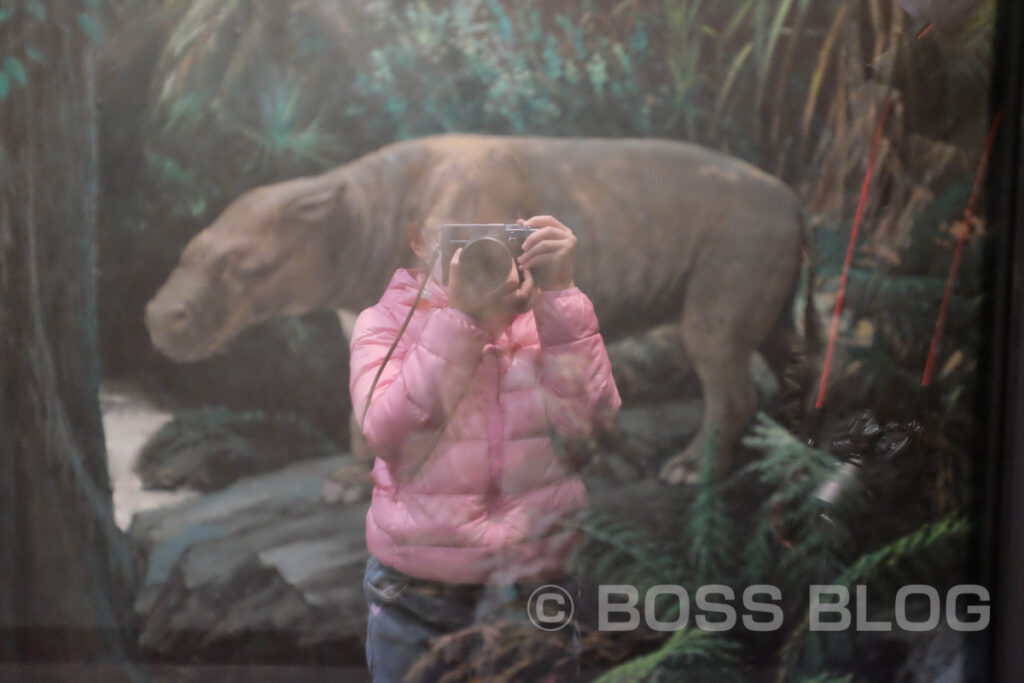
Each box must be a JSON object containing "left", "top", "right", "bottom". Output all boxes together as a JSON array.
[
  {"left": 658, "top": 335, "right": 757, "bottom": 484},
  {"left": 658, "top": 216, "right": 798, "bottom": 485},
  {"left": 658, "top": 268, "right": 766, "bottom": 485}
]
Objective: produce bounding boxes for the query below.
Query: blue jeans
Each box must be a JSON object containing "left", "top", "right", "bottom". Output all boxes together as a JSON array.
[{"left": 363, "top": 556, "right": 580, "bottom": 682}]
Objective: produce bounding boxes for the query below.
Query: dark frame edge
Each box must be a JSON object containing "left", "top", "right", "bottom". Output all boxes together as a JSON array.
[{"left": 975, "top": 0, "right": 1024, "bottom": 681}]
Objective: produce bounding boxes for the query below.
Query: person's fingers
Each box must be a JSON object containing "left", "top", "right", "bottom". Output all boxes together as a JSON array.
[
  {"left": 487, "top": 273, "right": 519, "bottom": 303},
  {"left": 523, "top": 215, "right": 565, "bottom": 230},
  {"left": 521, "top": 225, "right": 568, "bottom": 251},
  {"left": 512, "top": 267, "right": 534, "bottom": 299},
  {"left": 518, "top": 238, "right": 563, "bottom": 264},
  {"left": 501, "top": 283, "right": 535, "bottom": 312},
  {"left": 520, "top": 266, "right": 534, "bottom": 289},
  {"left": 519, "top": 247, "right": 568, "bottom": 272},
  {"left": 498, "top": 278, "right": 519, "bottom": 295},
  {"left": 446, "top": 248, "right": 462, "bottom": 288},
  {"left": 493, "top": 266, "right": 532, "bottom": 309}
]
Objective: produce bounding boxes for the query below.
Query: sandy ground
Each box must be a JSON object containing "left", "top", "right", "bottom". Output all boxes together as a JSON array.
[{"left": 100, "top": 381, "right": 196, "bottom": 530}]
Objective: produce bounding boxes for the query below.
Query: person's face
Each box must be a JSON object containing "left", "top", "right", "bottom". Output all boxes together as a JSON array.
[
  {"left": 408, "top": 223, "right": 446, "bottom": 282},
  {"left": 409, "top": 223, "right": 440, "bottom": 262}
]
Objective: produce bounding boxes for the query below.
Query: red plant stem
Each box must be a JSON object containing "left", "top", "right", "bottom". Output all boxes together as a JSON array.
[
  {"left": 921, "top": 109, "right": 1005, "bottom": 387},
  {"left": 816, "top": 97, "right": 893, "bottom": 409}
]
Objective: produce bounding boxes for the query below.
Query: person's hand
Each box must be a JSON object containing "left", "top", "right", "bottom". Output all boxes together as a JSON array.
[
  {"left": 517, "top": 215, "right": 577, "bottom": 290},
  {"left": 448, "top": 248, "right": 536, "bottom": 323}
]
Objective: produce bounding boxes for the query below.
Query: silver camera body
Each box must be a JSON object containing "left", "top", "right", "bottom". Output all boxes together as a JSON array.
[{"left": 439, "top": 223, "right": 535, "bottom": 290}]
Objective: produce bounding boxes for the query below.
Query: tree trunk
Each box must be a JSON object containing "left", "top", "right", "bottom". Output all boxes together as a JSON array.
[{"left": 0, "top": 6, "right": 138, "bottom": 675}]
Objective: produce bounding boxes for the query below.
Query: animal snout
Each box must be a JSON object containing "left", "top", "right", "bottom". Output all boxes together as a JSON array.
[{"left": 145, "top": 299, "right": 193, "bottom": 335}]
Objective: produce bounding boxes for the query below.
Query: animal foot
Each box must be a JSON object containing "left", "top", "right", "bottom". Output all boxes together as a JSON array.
[
  {"left": 658, "top": 452, "right": 702, "bottom": 486},
  {"left": 321, "top": 462, "right": 373, "bottom": 505}
]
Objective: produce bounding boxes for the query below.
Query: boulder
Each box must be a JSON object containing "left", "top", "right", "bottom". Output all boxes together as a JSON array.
[
  {"left": 128, "top": 399, "right": 705, "bottom": 665},
  {"left": 134, "top": 408, "right": 341, "bottom": 493},
  {"left": 130, "top": 455, "right": 369, "bottom": 665}
]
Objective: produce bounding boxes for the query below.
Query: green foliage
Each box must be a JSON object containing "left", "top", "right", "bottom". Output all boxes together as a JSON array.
[
  {"left": 77, "top": 10, "right": 104, "bottom": 43},
  {"left": 775, "top": 513, "right": 970, "bottom": 682},
  {"left": 686, "top": 435, "right": 737, "bottom": 586},
  {"left": 833, "top": 514, "right": 969, "bottom": 590},
  {"left": 579, "top": 409, "right": 972, "bottom": 680},
  {"left": 740, "top": 416, "right": 852, "bottom": 590},
  {"left": 593, "top": 627, "right": 742, "bottom": 683},
  {"left": 341, "top": 0, "right": 835, "bottom": 165},
  {"left": 350, "top": 0, "right": 670, "bottom": 139},
  {"left": 813, "top": 180, "right": 986, "bottom": 491},
  {"left": 225, "top": 77, "right": 338, "bottom": 169},
  {"left": 574, "top": 511, "right": 682, "bottom": 594},
  {"left": 0, "top": 0, "right": 107, "bottom": 100},
  {"left": 3, "top": 56, "right": 25, "bottom": 85}
]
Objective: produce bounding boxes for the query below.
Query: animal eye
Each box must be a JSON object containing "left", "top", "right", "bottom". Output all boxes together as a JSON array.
[
  {"left": 236, "top": 259, "right": 273, "bottom": 277},
  {"left": 222, "top": 251, "right": 271, "bottom": 278}
]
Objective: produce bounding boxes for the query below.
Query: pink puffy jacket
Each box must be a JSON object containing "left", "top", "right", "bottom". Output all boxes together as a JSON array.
[{"left": 350, "top": 269, "right": 621, "bottom": 584}]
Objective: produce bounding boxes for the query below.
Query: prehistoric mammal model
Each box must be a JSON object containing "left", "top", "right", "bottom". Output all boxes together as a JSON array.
[{"left": 145, "top": 133, "right": 818, "bottom": 484}]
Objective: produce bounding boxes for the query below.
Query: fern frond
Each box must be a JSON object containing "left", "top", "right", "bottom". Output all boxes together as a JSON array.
[
  {"left": 741, "top": 413, "right": 836, "bottom": 501},
  {"left": 834, "top": 514, "right": 969, "bottom": 588},
  {"left": 571, "top": 513, "right": 683, "bottom": 590},
  {"left": 686, "top": 435, "right": 737, "bottom": 585},
  {"left": 593, "top": 628, "right": 741, "bottom": 683},
  {"left": 775, "top": 513, "right": 970, "bottom": 683}
]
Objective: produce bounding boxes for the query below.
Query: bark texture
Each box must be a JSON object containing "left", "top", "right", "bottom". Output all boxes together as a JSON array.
[{"left": 0, "top": 8, "right": 137, "bottom": 672}]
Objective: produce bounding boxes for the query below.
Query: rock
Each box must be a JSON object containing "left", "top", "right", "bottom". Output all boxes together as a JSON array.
[
  {"left": 130, "top": 455, "right": 370, "bottom": 665},
  {"left": 134, "top": 408, "right": 341, "bottom": 493},
  {"left": 616, "top": 399, "right": 703, "bottom": 459},
  {"left": 607, "top": 325, "right": 698, "bottom": 404},
  {"left": 100, "top": 381, "right": 194, "bottom": 531},
  {"left": 127, "top": 400, "right": 702, "bottom": 666}
]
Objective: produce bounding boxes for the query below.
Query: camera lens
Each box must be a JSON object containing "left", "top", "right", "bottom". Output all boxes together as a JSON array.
[{"left": 460, "top": 237, "right": 515, "bottom": 291}]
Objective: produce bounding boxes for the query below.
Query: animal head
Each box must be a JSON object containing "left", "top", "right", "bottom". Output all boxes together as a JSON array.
[{"left": 145, "top": 174, "right": 350, "bottom": 362}]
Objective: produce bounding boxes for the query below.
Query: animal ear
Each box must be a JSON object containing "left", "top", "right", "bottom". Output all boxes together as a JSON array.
[{"left": 285, "top": 184, "right": 345, "bottom": 225}]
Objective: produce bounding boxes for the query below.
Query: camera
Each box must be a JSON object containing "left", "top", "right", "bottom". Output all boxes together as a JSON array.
[{"left": 439, "top": 223, "right": 535, "bottom": 291}]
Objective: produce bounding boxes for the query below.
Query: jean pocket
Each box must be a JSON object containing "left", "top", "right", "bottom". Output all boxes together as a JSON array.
[{"left": 364, "top": 556, "right": 410, "bottom": 603}]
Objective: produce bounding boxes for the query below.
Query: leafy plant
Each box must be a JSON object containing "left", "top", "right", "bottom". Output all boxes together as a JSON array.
[
  {"left": 0, "top": 0, "right": 107, "bottom": 101},
  {"left": 775, "top": 513, "right": 969, "bottom": 682},
  {"left": 593, "top": 627, "right": 742, "bottom": 683}
]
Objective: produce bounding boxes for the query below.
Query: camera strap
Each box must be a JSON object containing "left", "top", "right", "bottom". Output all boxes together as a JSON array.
[{"left": 359, "top": 249, "right": 440, "bottom": 431}]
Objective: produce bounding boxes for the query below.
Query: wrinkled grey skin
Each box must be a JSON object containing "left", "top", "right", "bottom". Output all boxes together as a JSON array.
[{"left": 146, "top": 133, "right": 816, "bottom": 483}]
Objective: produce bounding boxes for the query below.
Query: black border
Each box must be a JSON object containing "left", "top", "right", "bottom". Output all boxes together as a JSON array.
[{"left": 978, "top": 0, "right": 1024, "bottom": 681}]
